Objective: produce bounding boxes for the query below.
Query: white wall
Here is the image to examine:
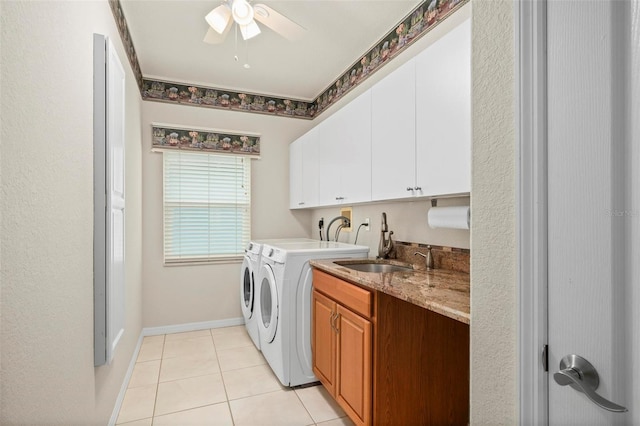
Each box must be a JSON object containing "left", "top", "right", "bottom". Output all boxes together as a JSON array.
[
  {"left": 141, "top": 102, "right": 314, "bottom": 327},
  {"left": 309, "top": 197, "right": 470, "bottom": 253},
  {"left": 470, "top": 0, "right": 517, "bottom": 423},
  {"left": 0, "top": 1, "right": 143, "bottom": 424}
]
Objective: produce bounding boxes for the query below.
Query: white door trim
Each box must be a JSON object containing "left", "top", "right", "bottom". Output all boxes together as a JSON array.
[{"left": 516, "top": 0, "right": 549, "bottom": 424}]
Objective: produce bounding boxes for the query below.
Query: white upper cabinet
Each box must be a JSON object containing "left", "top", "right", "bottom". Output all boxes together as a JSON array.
[
  {"left": 318, "top": 90, "right": 372, "bottom": 206},
  {"left": 289, "top": 20, "right": 471, "bottom": 210},
  {"left": 289, "top": 127, "right": 319, "bottom": 209},
  {"left": 415, "top": 18, "right": 471, "bottom": 196},
  {"left": 289, "top": 138, "right": 304, "bottom": 209},
  {"left": 371, "top": 60, "right": 417, "bottom": 201}
]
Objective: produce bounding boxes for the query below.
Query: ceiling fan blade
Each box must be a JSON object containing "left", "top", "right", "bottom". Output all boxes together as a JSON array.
[
  {"left": 253, "top": 4, "right": 306, "bottom": 41},
  {"left": 205, "top": 4, "right": 232, "bottom": 34},
  {"left": 203, "top": 25, "right": 231, "bottom": 45}
]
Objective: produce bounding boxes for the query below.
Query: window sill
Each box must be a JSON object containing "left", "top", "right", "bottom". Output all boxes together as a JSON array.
[{"left": 164, "top": 256, "right": 243, "bottom": 267}]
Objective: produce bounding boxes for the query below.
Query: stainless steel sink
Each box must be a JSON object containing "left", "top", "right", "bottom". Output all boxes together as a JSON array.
[{"left": 334, "top": 261, "right": 413, "bottom": 273}]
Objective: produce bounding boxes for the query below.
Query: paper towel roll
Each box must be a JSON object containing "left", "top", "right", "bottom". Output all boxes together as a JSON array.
[{"left": 428, "top": 206, "right": 470, "bottom": 230}]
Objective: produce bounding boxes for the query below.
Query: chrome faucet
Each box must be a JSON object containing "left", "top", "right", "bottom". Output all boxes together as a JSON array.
[{"left": 378, "top": 212, "right": 395, "bottom": 259}]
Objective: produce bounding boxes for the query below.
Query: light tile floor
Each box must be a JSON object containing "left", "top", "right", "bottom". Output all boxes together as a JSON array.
[{"left": 116, "top": 326, "right": 354, "bottom": 426}]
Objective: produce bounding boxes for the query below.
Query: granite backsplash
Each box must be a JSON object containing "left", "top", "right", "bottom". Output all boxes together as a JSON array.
[{"left": 394, "top": 241, "right": 470, "bottom": 274}]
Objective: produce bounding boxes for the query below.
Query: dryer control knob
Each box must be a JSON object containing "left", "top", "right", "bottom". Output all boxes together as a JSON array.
[
  {"left": 248, "top": 243, "right": 253, "bottom": 250},
  {"left": 269, "top": 249, "right": 274, "bottom": 256}
]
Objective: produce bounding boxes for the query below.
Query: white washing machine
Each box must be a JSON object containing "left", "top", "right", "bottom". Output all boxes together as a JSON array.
[
  {"left": 240, "top": 238, "right": 318, "bottom": 350},
  {"left": 256, "top": 241, "right": 369, "bottom": 387}
]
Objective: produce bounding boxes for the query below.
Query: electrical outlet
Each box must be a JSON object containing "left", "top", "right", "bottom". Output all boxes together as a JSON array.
[{"left": 364, "top": 218, "right": 370, "bottom": 231}]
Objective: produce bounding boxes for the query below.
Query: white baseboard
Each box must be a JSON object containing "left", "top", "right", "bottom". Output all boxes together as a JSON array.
[
  {"left": 109, "top": 317, "right": 245, "bottom": 425},
  {"left": 109, "top": 333, "right": 144, "bottom": 426},
  {"left": 142, "top": 317, "right": 245, "bottom": 336}
]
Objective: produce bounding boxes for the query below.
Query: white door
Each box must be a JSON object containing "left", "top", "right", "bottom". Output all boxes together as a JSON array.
[
  {"left": 106, "top": 38, "right": 126, "bottom": 364},
  {"left": 93, "top": 35, "right": 125, "bottom": 366},
  {"left": 547, "top": 0, "right": 637, "bottom": 423}
]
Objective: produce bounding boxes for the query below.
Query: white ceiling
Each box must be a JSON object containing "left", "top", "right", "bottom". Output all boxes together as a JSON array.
[{"left": 120, "top": 0, "right": 421, "bottom": 100}]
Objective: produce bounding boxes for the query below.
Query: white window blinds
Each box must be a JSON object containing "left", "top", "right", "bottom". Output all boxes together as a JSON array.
[{"left": 163, "top": 151, "right": 251, "bottom": 263}]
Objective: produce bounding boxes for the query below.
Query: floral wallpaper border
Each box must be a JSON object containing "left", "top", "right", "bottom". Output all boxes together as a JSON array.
[
  {"left": 108, "top": 0, "right": 144, "bottom": 91},
  {"left": 314, "top": 0, "right": 469, "bottom": 116},
  {"left": 152, "top": 125, "right": 261, "bottom": 156},
  {"left": 142, "top": 80, "right": 316, "bottom": 120},
  {"left": 110, "top": 0, "right": 469, "bottom": 120}
]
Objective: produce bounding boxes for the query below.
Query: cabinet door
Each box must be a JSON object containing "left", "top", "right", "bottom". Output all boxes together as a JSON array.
[
  {"left": 336, "top": 305, "right": 372, "bottom": 426},
  {"left": 312, "top": 290, "right": 337, "bottom": 395},
  {"left": 301, "top": 127, "right": 319, "bottom": 207},
  {"left": 290, "top": 128, "right": 320, "bottom": 209},
  {"left": 318, "top": 112, "right": 343, "bottom": 205},
  {"left": 289, "top": 138, "right": 304, "bottom": 209},
  {"left": 415, "top": 18, "right": 471, "bottom": 196},
  {"left": 339, "top": 90, "right": 372, "bottom": 204},
  {"left": 371, "top": 59, "right": 417, "bottom": 201}
]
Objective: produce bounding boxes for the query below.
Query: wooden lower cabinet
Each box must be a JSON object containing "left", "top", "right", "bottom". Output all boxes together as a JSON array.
[
  {"left": 336, "top": 305, "right": 372, "bottom": 425},
  {"left": 312, "top": 270, "right": 372, "bottom": 426},
  {"left": 312, "top": 290, "right": 337, "bottom": 395},
  {"left": 312, "top": 269, "right": 469, "bottom": 426},
  {"left": 374, "top": 292, "right": 469, "bottom": 425}
]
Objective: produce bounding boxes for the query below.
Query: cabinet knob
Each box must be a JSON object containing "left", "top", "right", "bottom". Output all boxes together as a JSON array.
[
  {"left": 298, "top": 202, "right": 305, "bottom": 205},
  {"left": 406, "top": 187, "right": 414, "bottom": 192},
  {"left": 335, "top": 196, "right": 344, "bottom": 200},
  {"left": 414, "top": 186, "right": 422, "bottom": 191}
]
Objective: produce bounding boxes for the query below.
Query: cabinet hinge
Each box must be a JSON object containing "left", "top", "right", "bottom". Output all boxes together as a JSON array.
[{"left": 541, "top": 344, "right": 549, "bottom": 372}]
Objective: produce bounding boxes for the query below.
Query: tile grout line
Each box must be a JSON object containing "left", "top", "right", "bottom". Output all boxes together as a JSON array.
[
  {"left": 211, "top": 328, "right": 236, "bottom": 426},
  {"left": 293, "top": 387, "right": 319, "bottom": 425},
  {"left": 150, "top": 334, "right": 166, "bottom": 425}
]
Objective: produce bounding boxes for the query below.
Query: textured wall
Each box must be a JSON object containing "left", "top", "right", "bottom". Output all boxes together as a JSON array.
[
  {"left": 470, "top": 0, "right": 517, "bottom": 424},
  {"left": 141, "top": 102, "right": 315, "bottom": 327},
  {"left": 0, "top": 1, "right": 143, "bottom": 424}
]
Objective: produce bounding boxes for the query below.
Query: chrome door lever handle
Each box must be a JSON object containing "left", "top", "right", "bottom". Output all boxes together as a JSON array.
[{"left": 553, "top": 354, "right": 628, "bottom": 412}]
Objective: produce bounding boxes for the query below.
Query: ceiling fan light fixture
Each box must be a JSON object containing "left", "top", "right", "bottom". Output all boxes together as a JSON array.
[
  {"left": 205, "top": 4, "right": 232, "bottom": 34},
  {"left": 239, "top": 20, "right": 261, "bottom": 40},
  {"left": 231, "top": 0, "right": 254, "bottom": 26}
]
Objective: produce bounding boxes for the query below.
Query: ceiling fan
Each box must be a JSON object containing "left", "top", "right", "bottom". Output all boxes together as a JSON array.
[{"left": 203, "top": 0, "right": 306, "bottom": 44}]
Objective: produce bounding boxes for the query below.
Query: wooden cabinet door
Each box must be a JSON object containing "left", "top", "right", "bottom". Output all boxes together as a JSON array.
[
  {"left": 312, "top": 290, "right": 337, "bottom": 394},
  {"left": 336, "top": 305, "right": 372, "bottom": 426},
  {"left": 371, "top": 59, "right": 417, "bottom": 201},
  {"left": 415, "top": 18, "right": 471, "bottom": 197}
]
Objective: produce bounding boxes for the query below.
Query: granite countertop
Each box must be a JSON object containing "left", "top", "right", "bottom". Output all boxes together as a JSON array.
[{"left": 310, "top": 258, "right": 470, "bottom": 324}]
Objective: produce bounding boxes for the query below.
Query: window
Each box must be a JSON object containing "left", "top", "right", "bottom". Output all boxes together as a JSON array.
[{"left": 163, "top": 151, "right": 251, "bottom": 264}]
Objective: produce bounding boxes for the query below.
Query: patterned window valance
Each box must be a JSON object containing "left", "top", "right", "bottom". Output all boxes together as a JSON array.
[{"left": 151, "top": 124, "right": 260, "bottom": 157}]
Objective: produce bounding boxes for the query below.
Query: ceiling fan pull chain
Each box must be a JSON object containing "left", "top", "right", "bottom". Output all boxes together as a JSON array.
[
  {"left": 234, "top": 23, "right": 239, "bottom": 62},
  {"left": 244, "top": 39, "right": 250, "bottom": 69}
]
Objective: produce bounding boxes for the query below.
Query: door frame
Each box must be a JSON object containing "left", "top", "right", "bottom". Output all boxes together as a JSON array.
[{"left": 516, "top": 0, "right": 549, "bottom": 423}]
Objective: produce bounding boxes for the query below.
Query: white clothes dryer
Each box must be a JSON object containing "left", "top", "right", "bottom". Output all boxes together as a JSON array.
[
  {"left": 256, "top": 241, "right": 369, "bottom": 387},
  {"left": 240, "top": 241, "right": 263, "bottom": 349},
  {"left": 240, "top": 238, "right": 318, "bottom": 350}
]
